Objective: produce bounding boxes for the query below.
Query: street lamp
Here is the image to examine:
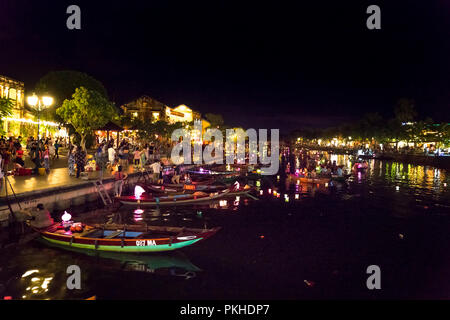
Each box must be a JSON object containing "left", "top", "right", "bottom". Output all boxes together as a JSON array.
[{"left": 27, "top": 93, "right": 53, "bottom": 139}]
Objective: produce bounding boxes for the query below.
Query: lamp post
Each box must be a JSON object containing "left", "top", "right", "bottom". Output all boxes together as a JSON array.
[{"left": 26, "top": 93, "right": 53, "bottom": 140}]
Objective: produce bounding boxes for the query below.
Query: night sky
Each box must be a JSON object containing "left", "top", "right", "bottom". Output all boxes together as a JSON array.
[{"left": 1, "top": 0, "right": 449, "bottom": 133}]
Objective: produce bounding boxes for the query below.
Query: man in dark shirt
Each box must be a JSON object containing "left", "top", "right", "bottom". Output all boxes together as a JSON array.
[{"left": 75, "top": 146, "right": 86, "bottom": 178}]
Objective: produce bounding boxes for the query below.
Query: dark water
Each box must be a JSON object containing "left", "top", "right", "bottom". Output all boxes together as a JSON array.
[{"left": 1, "top": 154, "right": 450, "bottom": 300}]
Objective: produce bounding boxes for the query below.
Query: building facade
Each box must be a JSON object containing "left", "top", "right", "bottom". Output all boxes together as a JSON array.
[
  {"left": 0, "top": 75, "right": 25, "bottom": 114},
  {"left": 0, "top": 74, "right": 66, "bottom": 138},
  {"left": 121, "top": 95, "right": 207, "bottom": 127},
  {"left": 121, "top": 95, "right": 168, "bottom": 123}
]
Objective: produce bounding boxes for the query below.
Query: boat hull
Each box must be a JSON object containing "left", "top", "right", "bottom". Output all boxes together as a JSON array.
[
  {"left": 118, "top": 189, "right": 231, "bottom": 206},
  {"left": 37, "top": 224, "right": 220, "bottom": 253}
]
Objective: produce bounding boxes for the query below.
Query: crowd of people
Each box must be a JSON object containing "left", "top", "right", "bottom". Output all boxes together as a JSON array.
[
  {"left": 0, "top": 136, "right": 66, "bottom": 175},
  {"left": 281, "top": 150, "right": 348, "bottom": 178}
]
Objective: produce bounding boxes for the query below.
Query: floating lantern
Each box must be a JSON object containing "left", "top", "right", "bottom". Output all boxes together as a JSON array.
[
  {"left": 134, "top": 185, "right": 146, "bottom": 199},
  {"left": 268, "top": 188, "right": 272, "bottom": 194},
  {"left": 444, "top": 183, "right": 447, "bottom": 187},
  {"left": 295, "top": 194, "right": 299, "bottom": 199},
  {"left": 235, "top": 196, "right": 240, "bottom": 201},
  {"left": 256, "top": 180, "right": 261, "bottom": 187},
  {"left": 134, "top": 209, "right": 144, "bottom": 214},
  {"left": 277, "top": 175, "right": 280, "bottom": 180},
  {"left": 259, "top": 190, "right": 263, "bottom": 195},
  {"left": 257, "top": 169, "right": 261, "bottom": 174},
  {"left": 396, "top": 186, "right": 400, "bottom": 191},
  {"left": 219, "top": 200, "right": 227, "bottom": 207},
  {"left": 285, "top": 196, "right": 289, "bottom": 202},
  {"left": 325, "top": 183, "right": 328, "bottom": 187}
]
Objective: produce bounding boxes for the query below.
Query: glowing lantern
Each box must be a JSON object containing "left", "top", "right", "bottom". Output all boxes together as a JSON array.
[
  {"left": 295, "top": 194, "right": 299, "bottom": 199},
  {"left": 61, "top": 211, "right": 71, "bottom": 222},
  {"left": 134, "top": 185, "right": 146, "bottom": 199},
  {"left": 268, "top": 188, "right": 272, "bottom": 194},
  {"left": 259, "top": 190, "right": 263, "bottom": 195},
  {"left": 134, "top": 209, "right": 144, "bottom": 214}
]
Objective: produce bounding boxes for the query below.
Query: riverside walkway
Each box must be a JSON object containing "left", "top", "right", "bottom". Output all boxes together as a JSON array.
[{"left": 0, "top": 151, "right": 143, "bottom": 198}]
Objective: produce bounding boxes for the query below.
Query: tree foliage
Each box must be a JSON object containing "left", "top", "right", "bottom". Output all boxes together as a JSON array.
[
  {"left": 56, "top": 87, "right": 117, "bottom": 150},
  {"left": 291, "top": 99, "right": 450, "bottom": 150},
  {"left": 0, "top": 97, "right": 13, "bottom": 135},
  {"left": 205, "top": 113, "right": 224, "bottom": 128},
  {"left": 34, "top": 70, "right": 109, "bottom": 123},
  {"left": 0, "top": 97, "right": 13, "bottom": 118}
]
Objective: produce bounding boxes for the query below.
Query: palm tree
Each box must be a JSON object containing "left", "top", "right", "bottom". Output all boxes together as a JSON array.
[
  {"left": 0, "top": 97, "right": 13, "bottom": 134},
  {"left": 0, "top": 97, "right": 13, "bottom": 118}
]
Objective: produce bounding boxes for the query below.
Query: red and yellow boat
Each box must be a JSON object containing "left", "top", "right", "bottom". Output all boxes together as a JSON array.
[{"left": 117, "top": 188, "right": 231, "bottom": 206}]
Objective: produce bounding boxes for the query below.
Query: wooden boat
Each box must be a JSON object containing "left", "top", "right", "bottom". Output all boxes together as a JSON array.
[
  {"left": 35, "top": 223, "right": 221, "bottom": 253},
  {"left": 187, "top": 169, "right": 240, "bottom": 176},
  {"left": 146, "top": 183, "right": 226, "bottom": 194},
  {"left": 331, "top": 174, "right": 351, "bottom": 182},
  {"left": 117, "top": 189, "right": 231, "bottom": 206},
  {"left": 289, "top": 174, "right": 330, "bottom": 184}
]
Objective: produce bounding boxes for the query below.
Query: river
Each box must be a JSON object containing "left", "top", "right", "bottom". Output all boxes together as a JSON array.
[{"left": 1, "top": 152, "right": 449, "bottom": 299}]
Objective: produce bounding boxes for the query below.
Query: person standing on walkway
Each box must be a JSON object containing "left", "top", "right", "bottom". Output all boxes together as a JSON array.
[
  {"left": 171, "top": 165, "right": 181, "bottom": 184},
  {"left": 133, "top": 148, "right": 141, "bottom": 167},
  {"left": 54, "top": 139, "right": 61, "bottom": 160},
  {"left": 42, "top": 144, "right": 50, "bottom": 174},
  {"left": 14, "top": 145, "right": 25, "bottom": 167},
  {"left": 68, "top": 146, "right": 75, "bottom": 176},
  {"left": 150, "top": 161, "right": 161, "bottom": 184},
  {"left": 140, "top": 146, "right": 147, "bottom": 169},
  {"left": 48, "top": 142, "right": 55, "bottom": 161},
  {"left": 75, "top": 146, "right": 86, "bottom": 178},
  {"left": 95, "top": 145, "right": 107, "bottom": 181},
  {"left": 113, "top": 165, "right": 127, "bottom": 197},
  {"left": 108, "top": 143, "right": 116, "bottom": 168}
]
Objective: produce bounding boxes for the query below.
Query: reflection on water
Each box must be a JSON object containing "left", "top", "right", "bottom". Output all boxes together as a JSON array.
[{"left": 1, "top": 152, "right": 449, "bottom": 299}]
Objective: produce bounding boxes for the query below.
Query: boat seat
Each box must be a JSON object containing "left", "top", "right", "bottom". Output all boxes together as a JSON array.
[{"left": 104, "top": 230, "right": 123, "bottom": 239}]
